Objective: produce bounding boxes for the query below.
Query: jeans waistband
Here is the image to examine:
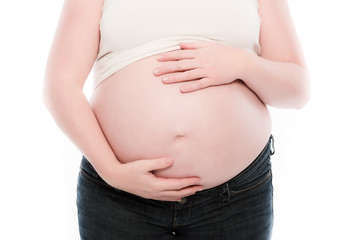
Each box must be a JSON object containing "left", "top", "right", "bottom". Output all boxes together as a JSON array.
[{"left": 187, "top": 135, "right": 275, "bottom": 201}]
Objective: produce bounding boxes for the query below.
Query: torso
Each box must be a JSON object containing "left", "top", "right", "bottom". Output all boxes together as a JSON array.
[{"left": 90, "top": 54, "right": 272, "bottom": 189}]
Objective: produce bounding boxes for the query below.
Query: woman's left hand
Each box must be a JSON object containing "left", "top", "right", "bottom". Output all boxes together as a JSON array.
[{"left": 153, "top": 41, "right": 247, "bottom": 93}]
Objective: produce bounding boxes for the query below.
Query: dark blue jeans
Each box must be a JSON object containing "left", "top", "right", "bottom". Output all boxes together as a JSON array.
[{"left": 77, "top": 135, "right": 275, "bottom": 240}]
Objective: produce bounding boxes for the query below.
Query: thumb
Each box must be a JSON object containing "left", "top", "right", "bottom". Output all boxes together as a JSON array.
[{"left": 143, "top": 157, "right": 174, "bottom": 172}]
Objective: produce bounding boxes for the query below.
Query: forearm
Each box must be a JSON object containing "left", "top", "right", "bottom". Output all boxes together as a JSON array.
[
  {"left": 239, "top": 50, "right": 311, "bottom": 109},
  {"left": 43, "top": 81, "right": 119, "bottom": 176}
]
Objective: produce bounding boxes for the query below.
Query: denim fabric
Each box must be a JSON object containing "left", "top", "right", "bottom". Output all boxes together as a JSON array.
[{"left": 77, "top": 135, "right": 275, "bottom": 240}]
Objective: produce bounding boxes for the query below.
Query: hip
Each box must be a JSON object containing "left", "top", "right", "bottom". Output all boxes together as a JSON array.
[{"left": 76, "top": 135, "right": 275, "bottom": 239}]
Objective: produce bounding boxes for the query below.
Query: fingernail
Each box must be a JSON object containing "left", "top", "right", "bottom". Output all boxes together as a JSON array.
[
  {"left": 157, "top": 55, "right": 163, "bottom": 61},
  {"left": 153, "top": 69, "right": 160, "bottom": 75},
  {"left": 166, "top": 157, "right": 173, "bottom": 164},
  {"left": 162, "top": 77, "right": 169, "bottom": 83}
]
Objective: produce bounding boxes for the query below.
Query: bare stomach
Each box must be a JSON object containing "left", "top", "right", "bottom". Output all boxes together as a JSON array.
[{"left": 90, "top": 54, "right": 272, "bottom": 189}]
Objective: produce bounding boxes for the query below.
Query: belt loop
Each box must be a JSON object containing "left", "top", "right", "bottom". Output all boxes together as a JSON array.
[
  {"left": 270, "top": 135, "right": 275, "bottom": 155},
  {"left": 222, "top": 183, "right": 231, "bottom": 202}
]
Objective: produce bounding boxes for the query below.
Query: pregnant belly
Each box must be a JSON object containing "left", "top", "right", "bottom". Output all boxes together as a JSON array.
[{"left": 90, "top": 54, "right": 272, "bottom": 189}]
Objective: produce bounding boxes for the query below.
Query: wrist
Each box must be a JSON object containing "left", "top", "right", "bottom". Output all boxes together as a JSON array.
[
  {"left": 93, "top": 157, "right": 123, "bottom": 183},
  {"left": 235, "top": 48, "right": 259, "bottom": 81}
]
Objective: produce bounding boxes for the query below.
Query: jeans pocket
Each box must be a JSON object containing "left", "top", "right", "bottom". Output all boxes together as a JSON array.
[
  {"left": 79, "top": 167, "right": 113, "bottom": 190},
  {"left": 230, "top": 170, "right": 272, "bottom": 196},
  {"left": 79, "top": 164, "right": 128, "bottom": 195}
]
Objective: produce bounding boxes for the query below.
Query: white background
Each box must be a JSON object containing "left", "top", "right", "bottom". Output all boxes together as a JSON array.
[{"left": 1, "top": 0, "right": 359, "bottom": 239}]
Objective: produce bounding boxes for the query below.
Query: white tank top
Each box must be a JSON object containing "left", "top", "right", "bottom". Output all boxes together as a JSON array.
[{"left": 93, "top": 0, "right": 261, "bottom": 89}]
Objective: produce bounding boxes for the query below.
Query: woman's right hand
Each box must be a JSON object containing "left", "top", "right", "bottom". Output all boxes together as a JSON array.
[{"left": 103, "top": 157, "right": 203, "bottom": 202}]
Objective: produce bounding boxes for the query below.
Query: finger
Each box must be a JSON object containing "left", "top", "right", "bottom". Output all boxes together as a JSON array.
[
  {"left": 157, "top": 177, "right": 201, "bottom": 191},
  {"left": 142, "top": 157, "right": 174, "bottom": 172},
  {"left": 157, "top": 49, "right": 195, "bottom": 61},
  {"left": 162, "top": 69, "right": 205, "bottom": 84},
  {"left": 179, "top": 41, "right": 211, "bottom": 50},
  {"left": 160, "top": 185, "right": 204, "bottom": 200},
  {"left": 154, "top": 59, "right": 196, "bottom": 76},
  {"left": 180, "top": 78, "right": 213, "bottom": 93}
]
